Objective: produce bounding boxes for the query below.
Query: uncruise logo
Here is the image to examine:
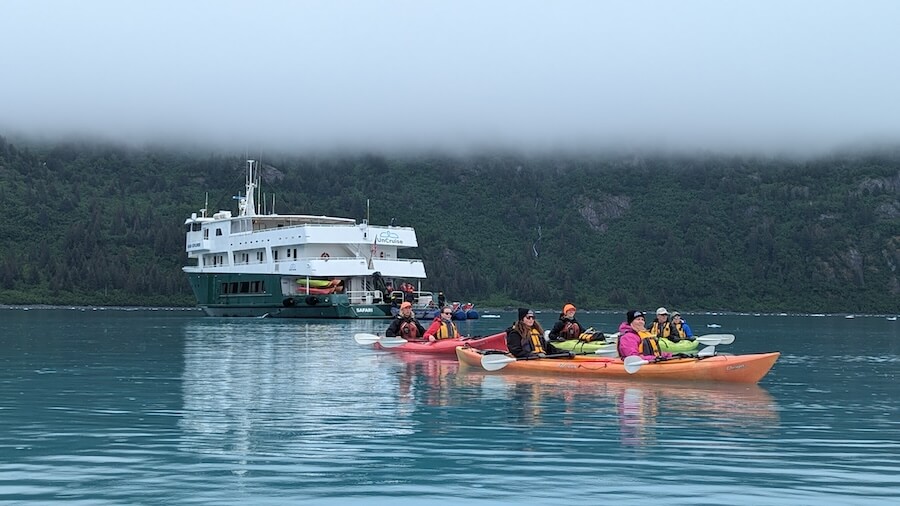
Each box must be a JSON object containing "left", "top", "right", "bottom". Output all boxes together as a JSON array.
[{"left": 377, "top": 231, "right": 403, "bottom": 245}]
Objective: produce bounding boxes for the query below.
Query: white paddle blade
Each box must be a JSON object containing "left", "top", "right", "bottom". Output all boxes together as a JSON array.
[
  {"left": 480, "top": 354, "right": 517, "bottom": 371},
  {"left": 378, "top": 337, "right": 409, "bottom": 348},
  {"left": 697, "top": 333, "right": 735, "bottom": 345},
  {"left": 354, "top": 333, "right": 381, "bottom": 345},
  {"left": 594, "top": 344, "right": 619, "bottom": 357},
  {"left": 623, "top": 355, "right": 649, "bottom": 374},
  {"left": 697, "top": 345, "right": 717, "bottom": 357}
]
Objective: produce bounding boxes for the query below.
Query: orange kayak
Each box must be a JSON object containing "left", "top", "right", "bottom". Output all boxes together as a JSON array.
[
  {"left": 455, "top": 346, "right": 779, "bottom": 384},
  {"left": 374, "top": 331, "right": 508, "bottom": 355}
]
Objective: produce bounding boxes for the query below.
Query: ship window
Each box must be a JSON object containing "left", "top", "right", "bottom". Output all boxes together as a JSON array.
[
  {"left": 216, "top": 228, "right": 223, "bottom": 236},
  {"left": 274, "top": 250, "right": 279, "bottom": 260},
  {"left": 203, "top": 229, "right": 209, "bottom": 239},
  {"left": 192, "top": 223, "right": 201, "bottom": 232},
  {"left": 239, "top": 282, "right": 250, "bottom": 293},
  {"left": 230, "top": 282, "right": 239, "bottom": 293}
]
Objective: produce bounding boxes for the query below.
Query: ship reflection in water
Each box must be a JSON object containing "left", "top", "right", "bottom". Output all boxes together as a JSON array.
[{"left": 178, "top": 320, "right": 415, "bottom": 469}]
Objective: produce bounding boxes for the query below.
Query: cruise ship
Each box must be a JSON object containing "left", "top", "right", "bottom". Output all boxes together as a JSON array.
[{"left": 183, "top": 160, "right": 434, "bottom": 318}]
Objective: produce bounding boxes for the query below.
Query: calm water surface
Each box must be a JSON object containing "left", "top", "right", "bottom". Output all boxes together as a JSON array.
[{"left": 1, "top": 308, "right": 898, "bottom": 505}]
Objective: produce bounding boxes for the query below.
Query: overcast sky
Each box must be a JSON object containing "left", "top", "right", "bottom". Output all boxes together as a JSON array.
[{"left": 3, "top": 0, "right": 899, "bottom": 155}]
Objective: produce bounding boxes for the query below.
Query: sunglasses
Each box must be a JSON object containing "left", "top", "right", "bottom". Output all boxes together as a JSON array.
[
  {"left": 523, "top": 315, "right": 535, "bottom": 320},
  {"left": 442, "top": 312, "right": 452, "bottom": 315}
]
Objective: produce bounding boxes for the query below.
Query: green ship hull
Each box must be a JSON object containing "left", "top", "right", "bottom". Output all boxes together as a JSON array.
[{"left": 186, "top": 273, "right": 394, "bottom": 319}]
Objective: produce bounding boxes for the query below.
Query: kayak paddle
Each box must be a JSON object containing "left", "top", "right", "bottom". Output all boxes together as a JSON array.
[{"left": 353, "top": 333, "right": 408, "bottom": 348}]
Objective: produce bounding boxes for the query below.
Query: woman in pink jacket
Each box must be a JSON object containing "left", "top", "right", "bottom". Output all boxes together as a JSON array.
[{"left": 617, "top": 310, "right": 672, "bottom": 361}]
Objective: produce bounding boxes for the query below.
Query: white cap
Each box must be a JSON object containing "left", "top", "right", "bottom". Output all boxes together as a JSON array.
[{"left": 656, "top": 307, "right": 668, "bottom": 315}]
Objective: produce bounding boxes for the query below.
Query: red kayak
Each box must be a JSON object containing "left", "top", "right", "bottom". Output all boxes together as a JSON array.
[{"left": 373, "top": 331, "right": 508, "bottom": 355}]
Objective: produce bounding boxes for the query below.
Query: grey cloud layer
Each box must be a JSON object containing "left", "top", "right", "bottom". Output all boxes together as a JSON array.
[{"left": 3, "top": 0, "right": 899, "bottom": 154}]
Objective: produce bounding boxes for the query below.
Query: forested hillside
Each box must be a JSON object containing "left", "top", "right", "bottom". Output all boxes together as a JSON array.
[{"left": 1, "top": 135, "right": 898, "bottom": 312}]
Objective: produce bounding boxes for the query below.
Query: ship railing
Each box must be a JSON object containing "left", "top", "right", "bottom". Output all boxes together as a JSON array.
[
  {"left": 272, "top": 256, "right": 424, "bottom": 264},
  {"left": 346, "top": 290, "right": 385, "bottom": 305},
  {"left": 388, "top": 290, "right": 435, "bottom": 308}
]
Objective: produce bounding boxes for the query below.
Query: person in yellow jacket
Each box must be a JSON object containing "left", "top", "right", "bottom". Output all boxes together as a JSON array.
[
  {"left": 506, "top": 308, "right": 572, "bottom": 358},
  {"left": 649, "top": 307, "right": 672, "bottom": 338},
  {"left": 423, "top": 307, "right": 461, "bottom": 341}
]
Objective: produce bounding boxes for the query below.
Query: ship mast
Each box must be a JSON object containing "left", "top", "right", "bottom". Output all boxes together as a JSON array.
[{"left": 240, "top": 159, "right": 258, "bottom": 218}]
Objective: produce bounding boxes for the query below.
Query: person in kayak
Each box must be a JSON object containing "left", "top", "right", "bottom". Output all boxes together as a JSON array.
[
  {"left": 667, "top": 311, "right": 696, "bottom": 342},
  {"left": 548, "top": 303, "right": 587, "bottom": 342},
  {"left": 423, "top": 306, "right": 461, "bottom": 341},
  {"left": 506, "top": 308, "right": 571, "bottom": 358},
  {"left": 386, "top": 301, "right": 426, "bottom": 340},
  {"left": 617, "top": 310, "right": 672, "bottom": 361},
  {"left": 649, "top": 307, "right": 672, "bottom": 338}
]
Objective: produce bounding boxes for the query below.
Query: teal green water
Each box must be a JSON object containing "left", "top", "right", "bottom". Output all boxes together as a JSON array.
[{"left": 1, "top": 308, "right": 899, "bottom": 505}]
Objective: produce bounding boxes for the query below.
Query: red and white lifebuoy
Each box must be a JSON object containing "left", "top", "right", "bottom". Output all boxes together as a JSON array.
[{"left": 321, "top": 252, "right": 330, "bottom": 260}]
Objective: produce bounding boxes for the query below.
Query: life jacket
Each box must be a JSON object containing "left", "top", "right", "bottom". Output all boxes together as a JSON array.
[
  {"left": 528, "top": 328, "right": 546, "bottom": 354},
  {"left": 671, "top": 322, "right": 687, "bottom": 339},
  {"left": 638, "top": 337, "right": 662, "bottom": 356},
  {"left": 433, "top": 320, "right": 459, "bottom": 340},
  {"left": 559, "top": 319, "right": 580, "bottom": 340},
  {"left": 399, "top": 319, "right": 420, "bottom": 339},
  {"left": 650, "top": 320, "right": 672, "bottom": 338},
  {"left": 618, "top": 328, "right": 663, "bottom": 358}
]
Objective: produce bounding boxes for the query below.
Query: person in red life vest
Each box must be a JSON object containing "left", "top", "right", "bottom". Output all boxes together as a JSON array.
[
  {"left": 617, "top": 310, "right": 672, "bottom": 361},
  {"left": 399, "top": 282, "right": 415, "bottom": 303},
  {"left": 506, "top": 308, "right": 571, "bottom": 358},
  {"left": 386, "top": 301, "right": 426, "bottom": 340},
  {"left": 548, "top": 303, "right": 587, "bottom": 342},
  {"left": 423, "top": 307, "right": 460, "bottom": 341}
]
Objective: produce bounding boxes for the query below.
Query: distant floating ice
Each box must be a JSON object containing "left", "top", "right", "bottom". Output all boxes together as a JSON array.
[
  {"left": 845, "top": 315, "right": 855, "bottom": 319},
  {"left": 707, "top": 323, "right": 722, "bottom": 328}
]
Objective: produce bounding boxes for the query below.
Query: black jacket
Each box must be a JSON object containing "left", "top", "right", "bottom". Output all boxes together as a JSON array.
[
  {"left": 548, "top": 316, "right": 586, "bottom": 342},
  {"left": 386, "top": 316, "right": 426, "bottom": 339},
  {"left": 506, "top": 326, "right": 563, "bottom": 358}
]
